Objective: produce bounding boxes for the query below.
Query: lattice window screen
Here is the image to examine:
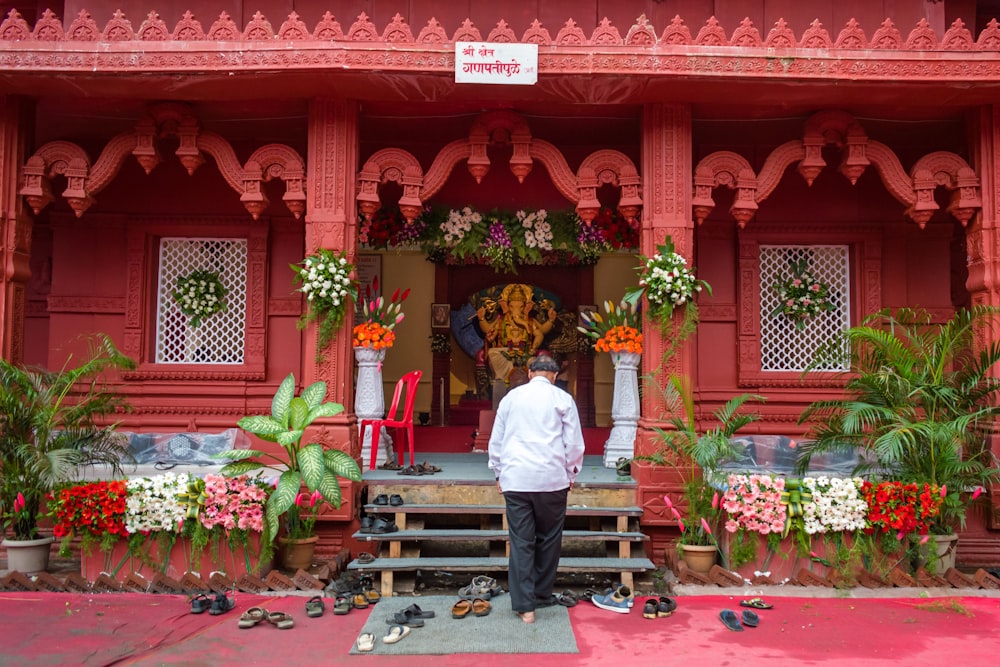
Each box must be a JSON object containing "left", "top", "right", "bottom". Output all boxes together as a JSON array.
[
  {"left": 155, "top": 238, "right": 247, "bottom": 364},
  {"left": 759, "top": 245, "right": 850, "bottom": 372}
]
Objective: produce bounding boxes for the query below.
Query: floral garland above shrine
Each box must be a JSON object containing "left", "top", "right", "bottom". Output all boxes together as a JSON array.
[{"left": 359, "top": 205, "right": 638, "bottom": 273}]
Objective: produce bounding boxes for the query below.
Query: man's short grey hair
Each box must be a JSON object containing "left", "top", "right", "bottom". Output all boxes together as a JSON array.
[{"left": 528, "top": 356, "right": 560, "bottom": 373}]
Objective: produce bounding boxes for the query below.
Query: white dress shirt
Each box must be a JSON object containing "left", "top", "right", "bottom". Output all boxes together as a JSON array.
[{"left": 488, "top": 375, "right": 586, "bottom": 492}]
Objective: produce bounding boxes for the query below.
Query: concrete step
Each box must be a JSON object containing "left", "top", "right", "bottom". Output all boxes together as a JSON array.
[{"left": 352, "top": 528, "right": 649, "bottom": 542}]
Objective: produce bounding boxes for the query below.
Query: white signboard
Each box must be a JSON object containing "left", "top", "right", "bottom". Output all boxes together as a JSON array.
[{"left": 455, "top": 42, "right": 538, "bottom": 85}]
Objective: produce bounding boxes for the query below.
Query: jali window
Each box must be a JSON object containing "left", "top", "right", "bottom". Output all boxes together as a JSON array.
[
  {"left": 155, "top": 238, "right": 247, "bottom": 364},
  {"left": 759, "top": 245, "right": 850, "bottom": 372}
]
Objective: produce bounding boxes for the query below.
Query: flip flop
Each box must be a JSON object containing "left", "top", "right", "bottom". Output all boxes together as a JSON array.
[
  {"left": 190, "top": 593, "right": 212, "bottom": 614},
  {"left": 740, "top": 597, "right": 773, "bottom": 609},
  {"left": 238, "top": 607, "right": 266, "bottom": 629},
  {"left": 305, "top": 595, "right": 325, "bottom": 618},
  {"left": 387, "top": 610, "right": 425, "bottom": 628},
  {"left": 742, "top": 610, "right": 760, "bottom": 628},
  {"left": 555, "top": 591, "right": 578, "bottom": 607},
  {"left": 266, "top": 611, "right": 295, "bottom": 630},
  {"left": 382, "top": 624, "right": 411, "bottom": 644},
  {"left": 356, "top": 632, "right": 376, "bottom": 652},
  {"left": 720, "top": 609, "right": 743, "bottom": 632}
]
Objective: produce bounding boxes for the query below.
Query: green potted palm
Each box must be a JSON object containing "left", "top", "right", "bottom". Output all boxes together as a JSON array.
[
  {"left": 0, "top": 334, "right": 135, "bottom": 573},
  {"left": 796, "top": 306, "right": 1000, "bottom": 571},
  {"left": 216, "top": 373, "right": 363, "bottom": 567},
  {"left": 643, "top": 374, "right": 764, "bottom": 573}
]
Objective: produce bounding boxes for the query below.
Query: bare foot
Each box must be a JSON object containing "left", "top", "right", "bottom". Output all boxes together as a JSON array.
[{"left": 518, "top": 611, "right": 535, "bottom": 624}]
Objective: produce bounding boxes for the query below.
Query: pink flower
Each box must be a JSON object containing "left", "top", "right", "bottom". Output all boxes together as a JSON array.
[
  {"left": 677, "top": 518, "right": 685, "bottom": 532},
  {"left": 711, "top": 492, "right": 719, "bottom": 510},
  {"left": 939, "top": 485, "right": 947, "bottom": 498},
  {"left": 294, "top": 492, "right": 306, "bottom": 507},
  {"left": 701, "top": 518, "right": 712, "bottom": 535},
  {"left": 972, "top": 487, "right": 983, "bottom": 500},
  {"left": 662, "top": 494, "right": 673, "bottom": 509},
  {"left": 919, "top": 535, "right": 930, "bottom": 545}
]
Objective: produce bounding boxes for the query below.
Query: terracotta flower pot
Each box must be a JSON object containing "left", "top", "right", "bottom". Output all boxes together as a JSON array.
[
  {"left": 278, "top": 535, "right": 319, "bottom": 571},
  {"left": 3, "top": 536, "right": 54, "bottom": 575},
  {"left": 678, "top": 543, "right": 717, "bottom": 574}
]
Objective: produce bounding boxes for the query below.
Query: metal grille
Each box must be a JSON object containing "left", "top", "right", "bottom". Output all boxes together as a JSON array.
[
  {"left": 760, "top": 245, "right": 850, "bottom": 372},
  {"left": 155, "top": 238, "right": 247, "bottom": 364}
]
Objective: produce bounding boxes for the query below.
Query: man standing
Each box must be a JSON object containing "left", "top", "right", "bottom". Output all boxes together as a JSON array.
[{"left": 488, "top": 355, "right": 586, "bottom": 624}]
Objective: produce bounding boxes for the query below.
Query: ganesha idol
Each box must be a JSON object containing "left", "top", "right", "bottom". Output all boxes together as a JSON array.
[{"left": 475, "top": 283, "right": 557, "bottom": 385}]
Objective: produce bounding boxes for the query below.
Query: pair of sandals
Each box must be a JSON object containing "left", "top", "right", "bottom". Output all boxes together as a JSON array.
[
  {"left": 451, "top": 597, "right": 491, "bottom": 618},
  {"left": 190, "top": 593, "right": 236, "bottom": 616},
  {"left": 373, "top": 493, "right": 404, "bottom": 506},
  {"left": 458, "top": 575, "right": 503, "bottom": 600},
  {"left": 238, "top": 607, "right": 294, "bottom": 630},
  {"left": 397, "top": 462, "right": 442, "bottom": 476},
  {"left": 387, "top": 605, "right": 433, "bottom": 628},
  {"left": 719, "top": 608, "right": 759, "bottom": 631},
  {"left": 356, "top": 623, "right": 412, "bottom": 652},
  {"left": 641, "top": 596, "right": 677, "bottom": 619}
]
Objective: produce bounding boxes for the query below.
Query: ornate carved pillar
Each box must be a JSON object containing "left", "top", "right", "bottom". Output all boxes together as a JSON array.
[
  {"left": 970, "top": 106, "right": 1000, "bottom": 531},
  {"left": 638, "top": 103, "right": 694, "bottom": 440},
  {"left": 304, "top": 98, "right": 360, "bottom": 456},
  {"left": 0, "top": 97, "right": 31, "bottom": 363}
]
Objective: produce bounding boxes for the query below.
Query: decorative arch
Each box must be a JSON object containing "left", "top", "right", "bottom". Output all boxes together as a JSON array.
[
  {"left": 690, "top": 110, "right": 982, "bottom": 229},
  {"left": 356, "top": 110, "right": 643, "bottom": 226},
  {"left": 19, "top": 102, "right": 307, "bottom": 220}
]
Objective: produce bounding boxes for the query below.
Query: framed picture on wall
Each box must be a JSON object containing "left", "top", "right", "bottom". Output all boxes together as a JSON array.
[
  {"left": 431, "top": 303, "right": 451, "bottom": 329},
  {"left": 578, "top": 305, "right": 598, "bottom": 328}
]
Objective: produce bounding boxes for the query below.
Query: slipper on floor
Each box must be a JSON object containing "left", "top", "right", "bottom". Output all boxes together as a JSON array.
[
  {"left": 642, "top": 599, "right": 658, "bottom": 619},
  {"left": 379, "top": 459, "right": 402, "bottom": 470},
  {"left": 356, "top": 552, "right": 376, "bottom": 564},
  {"left": 740, "top": 597, "right": 773, "bottom": 609},
  {"left": 556, "top": 591, "right": 578, "bottom": 607},
  {"left": 352, "top": 593, "right": 369, "bottom": 610},
  {"left": 208, "top": 593, "right": 236, "bottom": 615},
  {"left": 356, "top": 633, "right": 376, "bottom": 652},
  {"left": 363, "top": 588, "right": 382, "bottom": 605},
  {"left": 418, "top": 461, "right": 442, "bottom": 473},
  {"left": 305, "top": 595, "right": 325, "bottom": 618},
  {"left": 451, "top": 599, "right": 473, "bottom": 619},
  {"left": 267, "top": 611, "right": 295, "bottom": 630},
  {"left": 720, "top": 609, "right": 743, "bottom": 632},
  {"left": 741, "top": 610, "right": 759, "bottom": 628},
  {"left": 190, "top": 593, "right": 212, "bottom": 614},
  {"left": 333, "top": 595, "right": 352, "bottom": 615},
  {"left": 401, "top": 603, "right": 435, "bottom": 619},
  {"left": 238, "top": 607, "right": 266, "bottom": 629},
  {"left": 388, "top": 610, "right": 425, "bottom": 628},
  {"left": 382, "top": 624, "right": 411, "bottom": 644},
  {"left": 472, "top": 598, "right": 492, "bottom": 617}
]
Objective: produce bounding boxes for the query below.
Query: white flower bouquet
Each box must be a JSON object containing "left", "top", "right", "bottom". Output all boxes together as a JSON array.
[
  {"left": 171, "top": 270, "right": 228, "bottom": 328},
  {"left": 291, "top": 248, "right": 358, "bottom": 360}
]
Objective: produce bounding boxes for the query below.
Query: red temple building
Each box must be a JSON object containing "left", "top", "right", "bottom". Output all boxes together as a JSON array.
[{"left": 2, "top": 1, "right": 1000, "bottom": 568}]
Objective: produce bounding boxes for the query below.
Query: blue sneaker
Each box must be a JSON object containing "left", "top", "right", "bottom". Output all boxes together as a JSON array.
[{"left": 591, "top": 586, "right": 633, "bottom": 614}]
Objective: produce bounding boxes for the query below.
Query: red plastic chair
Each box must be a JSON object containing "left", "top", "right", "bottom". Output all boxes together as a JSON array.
[{"left": 360, "top": 369, "right": 422, "bottom": 470}]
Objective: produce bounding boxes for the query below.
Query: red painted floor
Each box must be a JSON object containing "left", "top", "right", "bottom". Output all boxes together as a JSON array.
[{"left": 2, "top": 591, "right": 998, "bottom": 666}]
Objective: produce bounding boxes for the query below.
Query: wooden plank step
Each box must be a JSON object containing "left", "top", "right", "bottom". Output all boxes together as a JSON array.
[
  {"left": 346, "top": 556, "right": 655, "bottom": 573},
  {"left": 364, "top": 503, "right": 643, "bottom": 517},
  {"left": 352, "top": 529, "right": 649, "bottom": 542}
]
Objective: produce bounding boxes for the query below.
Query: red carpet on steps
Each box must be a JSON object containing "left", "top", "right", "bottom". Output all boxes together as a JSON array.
[
  {"left": 1, "top": 592, "right": 998, "bottom": 666},
  {"left": 414, "top": 425, "right": 611, "bottom": 456}
]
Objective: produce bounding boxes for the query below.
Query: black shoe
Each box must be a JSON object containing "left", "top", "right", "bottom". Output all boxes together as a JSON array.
[
  {"left": 389, "top": 494, "right": 404, "bottom": 506},
  {"left": 373, "top": 494, "right": 389, "bottom": 505},
  {"left": 371, "top": 518, "right": 399, "bottom": 534},
  {"left": 534, "top": 595, "right": 558, "bottom": 608},
  {"left": 359, "top": 516, "right": 374, "bottom": 534}
]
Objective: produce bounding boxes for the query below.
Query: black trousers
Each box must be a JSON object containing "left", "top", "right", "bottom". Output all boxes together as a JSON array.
[{"left": 503, "top": 488, "right": 569, "bottom": 613}]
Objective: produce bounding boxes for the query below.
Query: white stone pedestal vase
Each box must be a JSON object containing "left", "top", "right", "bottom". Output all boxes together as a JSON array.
[
  {"left": 354, "top": 346, "right": 394, "bottom": 468},
  {"left": 603, "top": 351, "right": 640, "bottom": 468}
]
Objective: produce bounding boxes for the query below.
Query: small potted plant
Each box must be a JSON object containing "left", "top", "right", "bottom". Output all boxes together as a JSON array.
[
  {"left": 216, "top": 373, "right": 363, "bottom": 566},
  {"left": 0, "top": 334, "right": 135, "bottom": 573},
  {"left": 642, "top": 374, "right": 764, "bottom": 573}
]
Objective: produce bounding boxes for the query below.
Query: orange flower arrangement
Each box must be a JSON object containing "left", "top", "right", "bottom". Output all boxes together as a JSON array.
[
  {"left": 595, "top": 325, "right": 643, "bottom": 354},
  {"left": 353, "top": 321, "right": 396, "bottom": 350},
  {"left": 577, "top": 298, "right": 642, "bottom": 355}
]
